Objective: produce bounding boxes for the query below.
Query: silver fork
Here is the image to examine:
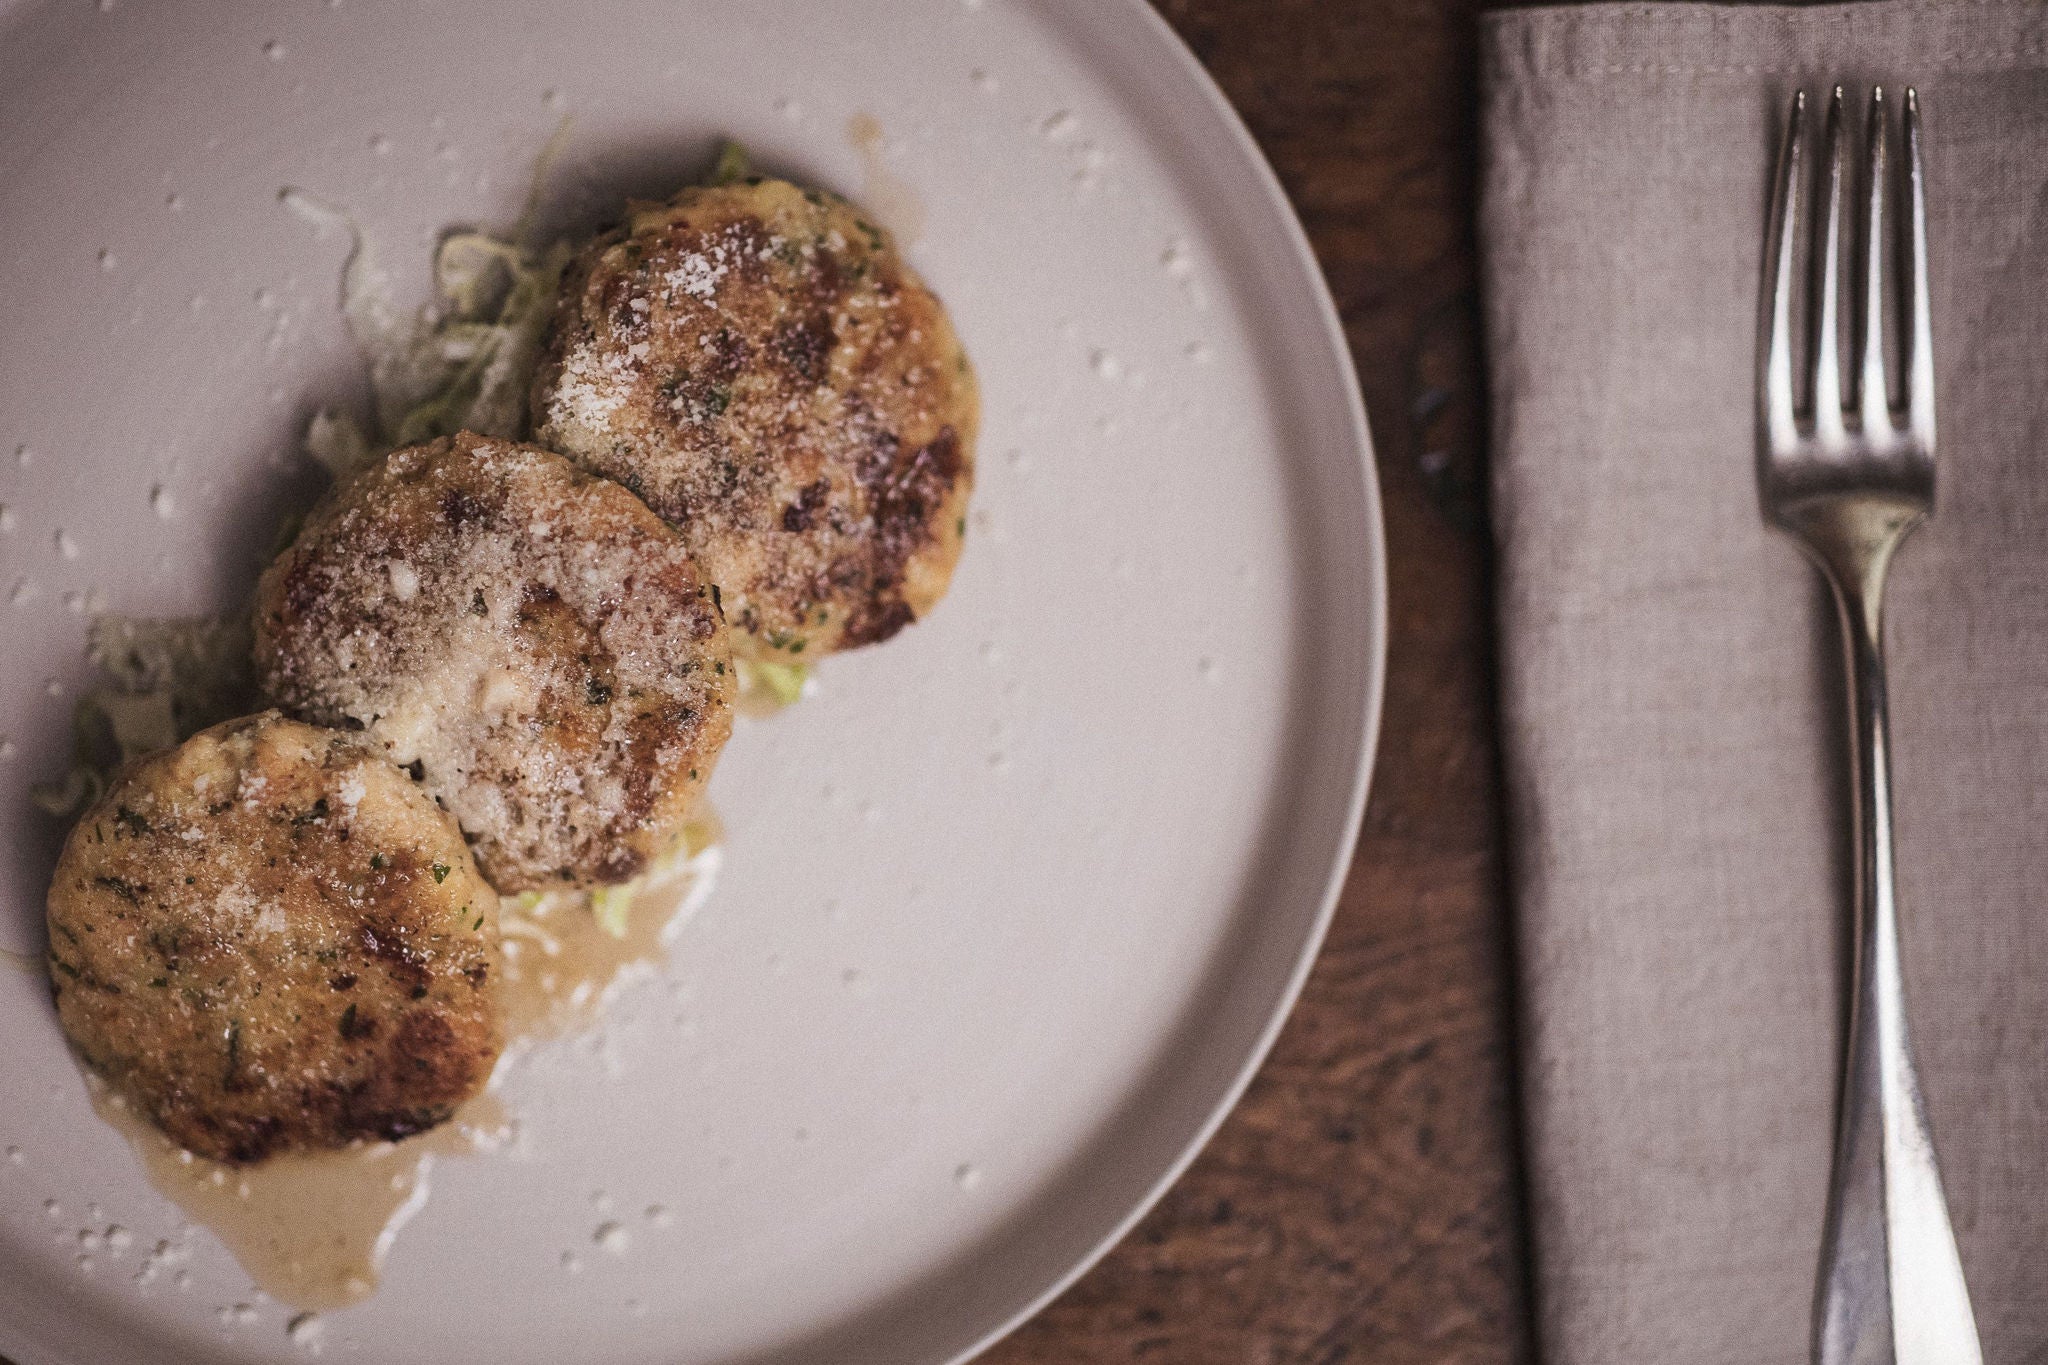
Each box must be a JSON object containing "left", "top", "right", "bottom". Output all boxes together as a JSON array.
[{"left": 1759, "top": 85, "right": 1981, "bottom": 1365}]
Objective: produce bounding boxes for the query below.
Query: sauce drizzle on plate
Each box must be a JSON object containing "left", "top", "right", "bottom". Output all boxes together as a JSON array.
[{"left": 83, "top": 823, "right": 720, "bottom": 1309}]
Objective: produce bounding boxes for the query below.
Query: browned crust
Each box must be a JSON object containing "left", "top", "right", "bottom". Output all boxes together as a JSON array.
[
  {"left": 250, "top": 433, "right": 735, "bottom": 891},
  {"left": 46, "top": 713, "right": 501, "bottom": 1163},
  {"left": 530, "top": 178, "right": 978, "bottom": 661}
]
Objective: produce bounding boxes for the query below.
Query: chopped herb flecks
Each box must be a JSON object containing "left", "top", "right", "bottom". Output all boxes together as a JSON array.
[{"left": 93, "top": 874, "right": 143, "bottom": 905}]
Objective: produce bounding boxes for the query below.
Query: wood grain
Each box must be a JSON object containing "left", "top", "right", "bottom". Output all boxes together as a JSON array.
[{"left": 981, "top": 1, "right": 1532, "bottom": 1360}]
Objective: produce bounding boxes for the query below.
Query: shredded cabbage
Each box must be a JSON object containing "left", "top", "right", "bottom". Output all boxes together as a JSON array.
[
  {"left": 31, "top": 765, "right": 101, "bottom": 819},
  {"left": 281, "top": 118, "right": 578, "bottom": 479},
  {"left": 709, "top": 139, "right": 752, "bottom": 186},
  {"left": 735, "top": 657, "right": 812, "bottom": 710},
  {"left": 87, "top": 614, "right": 254, "bottom": 730},
  {"left": 30, "top": 615, "right": 256, "bottom": 817},
  {"left": 504, "top": 813, "right": 722, "bottom": 938},
  {"left": 301, "top": 408, "right": 373, "bottom": 484},
  {"left": 283, "top": 190, "right": 573, "bottom": 479},
  {"left": 589, "top": 884, "right": 635, "bottom": 939}
]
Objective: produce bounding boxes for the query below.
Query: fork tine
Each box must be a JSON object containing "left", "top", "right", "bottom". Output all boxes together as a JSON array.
[
  {"left": 1813, "top": 86, "right": 1849, "bottom": 442},
  {"left": 1763, "top": 90, "right": 1807, "bottom": 453},
  {"left": 1859, "top": 87, "right": 1892, "bottom": 433},
  {"left": 1904, "top": 87, "right": 1936, "bottom": 451}
]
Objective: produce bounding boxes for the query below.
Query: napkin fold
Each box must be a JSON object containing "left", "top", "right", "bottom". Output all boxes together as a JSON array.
[{"left": 1480, "top": 5, "right": 2048, "bottom": 1360}]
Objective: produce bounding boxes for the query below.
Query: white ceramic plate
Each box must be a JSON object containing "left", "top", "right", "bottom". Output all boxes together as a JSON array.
[{"left": 0, "top": 1, "right": 1384, "bottom": 1361}]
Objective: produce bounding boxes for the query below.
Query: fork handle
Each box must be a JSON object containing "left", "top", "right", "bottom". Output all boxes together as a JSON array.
[{"left": 1814, "top": 564, "right": 1980, "bottom": 1365}]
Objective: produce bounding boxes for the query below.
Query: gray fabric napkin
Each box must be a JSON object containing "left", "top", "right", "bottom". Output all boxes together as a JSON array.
[{"left": 1480, "top": 4, "right": 2048, "bottom": 1361}]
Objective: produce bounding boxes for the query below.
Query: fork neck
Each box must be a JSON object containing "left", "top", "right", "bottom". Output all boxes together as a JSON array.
[{"left": 1779, "top": 496, "right": 1924, "bottom": 641}]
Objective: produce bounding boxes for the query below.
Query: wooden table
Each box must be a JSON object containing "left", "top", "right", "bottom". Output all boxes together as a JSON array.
[{"left": 985, "top": 1, "right": 1533, "bottom": 1360}]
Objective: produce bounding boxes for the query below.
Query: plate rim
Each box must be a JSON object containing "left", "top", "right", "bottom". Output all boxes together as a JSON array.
[{"left": 940, "top": 2, "right": 1388, "bottom": 1360}]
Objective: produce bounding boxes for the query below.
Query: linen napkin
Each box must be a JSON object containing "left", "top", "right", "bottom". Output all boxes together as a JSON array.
[{"left": 1480, "top": 5, "right": 2048, "bottom": 1361}]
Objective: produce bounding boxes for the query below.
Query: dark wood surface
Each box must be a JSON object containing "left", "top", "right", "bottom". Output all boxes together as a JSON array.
[{"left": 984, "top": 1, "right": 1532, "bottom": 1361}]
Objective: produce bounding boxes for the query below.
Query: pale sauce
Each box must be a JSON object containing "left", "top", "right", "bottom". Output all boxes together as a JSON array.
[
  {"left": 84, "top": 823, "right": 722, "bottom": 1311},
  {"left": 0, "top": 944, "right": 37, "bottom": 975},
  {"left": 498, "top": 825, "right": 723, "bottom": 1040},
  {"left": 846, "top": 112, "right": 927, "bottom": 246},
  {"left": 88, "top": 1078, "right": 508, "bottom": 1312}
]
